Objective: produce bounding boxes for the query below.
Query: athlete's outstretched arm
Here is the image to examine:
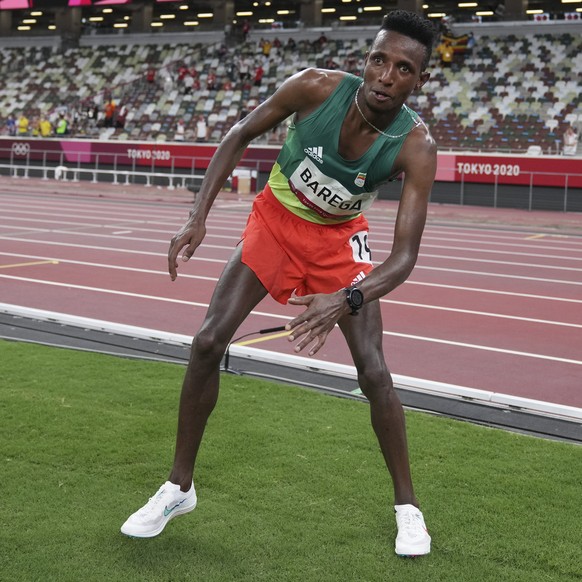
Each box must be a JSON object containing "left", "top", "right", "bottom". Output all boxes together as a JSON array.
[{"left": 168, "top": 69, "right": 343, "bottom": 280}]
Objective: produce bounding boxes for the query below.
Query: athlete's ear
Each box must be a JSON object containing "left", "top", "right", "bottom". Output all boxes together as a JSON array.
[{"left": 415, "top": 71, "right": 430, "bottom": 91}]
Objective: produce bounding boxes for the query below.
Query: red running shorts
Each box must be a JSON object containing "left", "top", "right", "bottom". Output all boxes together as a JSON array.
[{"left": 240, "top": 185, "right": 374, "bottom": 304}]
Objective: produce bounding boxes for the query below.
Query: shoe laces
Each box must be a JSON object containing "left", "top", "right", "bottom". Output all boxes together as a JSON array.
[
  {"left": 137, "top": 485, "right": 169, "bottom": 517},
  {"left": 397, "top": 507, "right": 424, "bottom": 533}
]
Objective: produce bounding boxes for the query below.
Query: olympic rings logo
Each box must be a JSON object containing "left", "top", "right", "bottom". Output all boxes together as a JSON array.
[{"left": 12, "top": 142, "right": 30, "bottom": 156}]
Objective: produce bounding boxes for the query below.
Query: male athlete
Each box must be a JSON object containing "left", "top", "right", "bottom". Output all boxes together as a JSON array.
[{"left": 122, "top": 10, "right": 437, "bottom": 557}]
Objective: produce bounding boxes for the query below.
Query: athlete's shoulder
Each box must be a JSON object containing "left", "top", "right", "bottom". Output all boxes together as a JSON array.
[
  {"left": 282, "top": 69, "right": 351, "bottom": 120},
  {"left": 393, "top": 116, "right": 437, "bottom": 180},
  {"left": 407, "top": 117, "right": 437, "bottom": 155},
  {"left": 289, "top": 68, "right": 349, "bottom": 98}
]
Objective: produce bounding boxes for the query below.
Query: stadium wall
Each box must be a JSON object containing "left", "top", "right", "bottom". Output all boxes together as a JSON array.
[{"left": 2, "top": 137, "right": 580, "bottom": 212}]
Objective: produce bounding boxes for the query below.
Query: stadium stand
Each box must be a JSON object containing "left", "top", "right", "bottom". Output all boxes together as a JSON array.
[{"left": 1, "top": 28, "right": 580, "bottom": 154}]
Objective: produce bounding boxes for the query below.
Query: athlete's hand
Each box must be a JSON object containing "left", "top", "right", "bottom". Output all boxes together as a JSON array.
[
  {"left": 285, "top": 292, "right": 348, "bottom": 356},
  {"left": 168, "top": 218, "right": 207, "bottom": 281}
]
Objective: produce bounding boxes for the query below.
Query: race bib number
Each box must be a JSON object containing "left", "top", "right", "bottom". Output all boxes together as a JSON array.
[{"left": 350, "top": 231, "right": 372, "bottom": 264}]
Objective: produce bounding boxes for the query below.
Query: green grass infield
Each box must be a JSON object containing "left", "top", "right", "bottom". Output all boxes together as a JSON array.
[{"left": 1, "top": 339, "right": 580, "bottom": 581}]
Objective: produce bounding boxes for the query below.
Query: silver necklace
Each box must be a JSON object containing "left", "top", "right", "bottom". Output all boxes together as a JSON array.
[{"left": 354, "top": 84, "right": 420, "bottom": 139}]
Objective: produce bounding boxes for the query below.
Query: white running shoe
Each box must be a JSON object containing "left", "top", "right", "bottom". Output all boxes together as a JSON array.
[
  {"left": 121, "top": 481, "right": 197, "bottom": 538},
  {"left": 394, "top": 504, "right": 431, "bottom": 557}
]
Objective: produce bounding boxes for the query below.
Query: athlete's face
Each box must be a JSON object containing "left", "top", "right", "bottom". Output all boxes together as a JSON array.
[{"left": 362, "top": 30, "right": 430, "bottom": 114}]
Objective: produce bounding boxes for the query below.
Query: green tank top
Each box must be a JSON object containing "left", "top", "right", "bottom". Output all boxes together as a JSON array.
[{"left": 267, "top": 73, "right": 420, "bottom": 224}]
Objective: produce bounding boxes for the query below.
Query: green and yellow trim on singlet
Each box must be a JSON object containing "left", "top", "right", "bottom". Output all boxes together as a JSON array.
[{"left": 267, "top": 74, "right": 421, "bottom": 225}]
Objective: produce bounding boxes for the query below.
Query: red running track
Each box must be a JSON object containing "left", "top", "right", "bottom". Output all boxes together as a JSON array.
[{"left": 1, "top": 178, "right": 581, "bottom": 410}]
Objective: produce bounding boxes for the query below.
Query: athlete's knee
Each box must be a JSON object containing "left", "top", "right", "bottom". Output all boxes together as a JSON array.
[
  {"left": 356, "top": 360, "right": 394, "bottom": 401},
  {"left": 191, "top": 325, "right": 229, "bottom": 362}
]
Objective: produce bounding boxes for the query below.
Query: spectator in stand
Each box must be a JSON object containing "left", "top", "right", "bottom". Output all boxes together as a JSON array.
[
  {"left": 183, "top": 73, "right": 194, "bottom": 96},
  {"left": 466, "top": 32, "right": 476, "bottom": 55},
  {"left": 146, "top": 66, "right": 156, "bottom": 85},
  {"left": 6, "top": 113, "right": 16, "bottom": 136},
  {"left": 260, "top": 38, "right": 272, "bottom": 59},
  {"left": 286, "top": 37, "right": 296, "bottom": 50},
  {"left": 253, "top": 63, "right": 264, "bottom": 87},
  {"left": 55, "top": 113, "right": 68, "bottom": 136},
  {"left": 164, "top": 71, "right": 174, "bottom": 93},
  {"left": 104, "top": 98, "right": 116, "bottom": 128},
  {"left": 39, "top": 115, "right": 52, "bottom": 137},
  {"left": 344, "top": 53, "right": 361, "bottom": 75},
  {"left": 238, "top": 57, "right": 251, "bottom": 82},
  {"left": 313, "top": 33, "right": 328, "bottom": 49},
  {"left": 226, "top": 62, "right": 238, "bottom": 84},
  {"left": 178, "top": 63, "right": 189, "bottom": 84},
  {"left": 70, "top": 107, "right": 81, "bottom": 134},
  {"left": 325, "top": 57, "right": 339, "bottom": 71},
  {"left": 563, "top": 125, "right": 579, "bottom": 156},
  {"left": 17, "top": 112, "right": 29, "bottom": 135},
  {"left": 30, "top": 115, "right": 40, "bottom": 137},
  {"left": 196, "top": 114, "right": 207, "bottom": 142},
  {"left": 85, "top": 102, "right": 99, "bottom": 131},
  {"left": 116, "top": 104, "right": 128, "bottom": 129},
  {"left": 175, "top": 119, "right": 185, "bottom": 141},
  {"left": 436, "top": 38, "right": 454, "bottom": 67},
  {"left": 207, "top": 69, "right": 217, "bottom": 91}
]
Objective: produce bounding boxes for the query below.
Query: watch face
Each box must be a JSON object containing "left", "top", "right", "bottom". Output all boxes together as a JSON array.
[{"left": 351, "top": 288, "right": 364, "bottom": 308}]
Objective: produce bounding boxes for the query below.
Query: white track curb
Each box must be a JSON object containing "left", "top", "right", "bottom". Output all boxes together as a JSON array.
[{"left": 1, "top": 302, "right": 581, "bottom": 423}]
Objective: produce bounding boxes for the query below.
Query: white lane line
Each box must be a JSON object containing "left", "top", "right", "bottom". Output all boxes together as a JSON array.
[
  {"left": 415, "top": 264, "right": 582, "bottom": 286},
  {"left": 418, "top": 253, "right": 582, "bottom": 273},
  {"left": 3, "top": 230, "right": 582, "bottom": 276},
  {"left": 4, "top": 209, "right": 581, "bottom": 244},
  {"left": 2, "top": 251, "right": 581, "bottom": 308},
  {"left": 0, "top": 251, "right": 219, "bottom": 281},
  {"left": 2, "top": 212, "right": 582, "bottom": 255},
  {"left": 0, "top": 236, "right": 227, "bottom": 262},
  {"left": 3, "top": 197, "right": 581, "bottom": 241},
  {"left": 0, "top": 208, "right": 249, "bottom": 228},
  {"left": 407, "top": 281, "right": 582, "bottom": 304},
  {"left": 381, "top": 299, "right": 582, "bottom": 328},
  {"left": 422, "top": 234, "right": 582, "bottom": 251},
  {"left": 421, "top": 244, "right": 582, "bottom": 261},
  {"left": 383, "top": 330, "right": 582, "bottom": 366},
  {"left": 0, "top": 274, "right": 286, "bottom": 322},
  {"left": 1, "top": 274, "right": 580, "bottom": 366},
  {"left": 1, "top": 237, "right": 581, "bottom": 288},
  {"left": 2, "top": 250, "right": 580, "bottom": 327}
]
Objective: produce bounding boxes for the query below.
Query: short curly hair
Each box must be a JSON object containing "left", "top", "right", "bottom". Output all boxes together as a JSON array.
[{"left": 379, "top": 10, "right": 436, "bottom": 70}]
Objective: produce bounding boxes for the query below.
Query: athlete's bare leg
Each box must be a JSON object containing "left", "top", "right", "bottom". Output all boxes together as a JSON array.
[
  {"left": 339, "top": 301, "right": 418, "bottom": 507},
  {"left": 169, "top": 246, "right": 268, "bottom": 491}
]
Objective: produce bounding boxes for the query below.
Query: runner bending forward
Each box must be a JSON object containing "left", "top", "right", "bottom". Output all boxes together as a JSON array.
[{"left": 122, "top": 10, "right": 437, "bottom": 557}]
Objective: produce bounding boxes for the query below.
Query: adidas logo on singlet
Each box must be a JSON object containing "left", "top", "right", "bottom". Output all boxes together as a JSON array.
[
  {"left": 352, "top": 271, "right": 367, "bottom": 285},
  {"left": 304, "top": 146, "right": 323, "bottom": 164}
]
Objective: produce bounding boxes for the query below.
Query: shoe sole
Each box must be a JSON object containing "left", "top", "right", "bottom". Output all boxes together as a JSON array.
[
  {"left": 395, "top": 544, "right": 431, "bottom": 558},
  {"left": 121, "top": 499, "right": 197, "bottom": 538}
]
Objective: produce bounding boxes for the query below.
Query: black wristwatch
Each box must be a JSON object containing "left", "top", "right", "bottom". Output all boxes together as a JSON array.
[{"left": 344, "top": 286, "right": 364, "bottom": 315}]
